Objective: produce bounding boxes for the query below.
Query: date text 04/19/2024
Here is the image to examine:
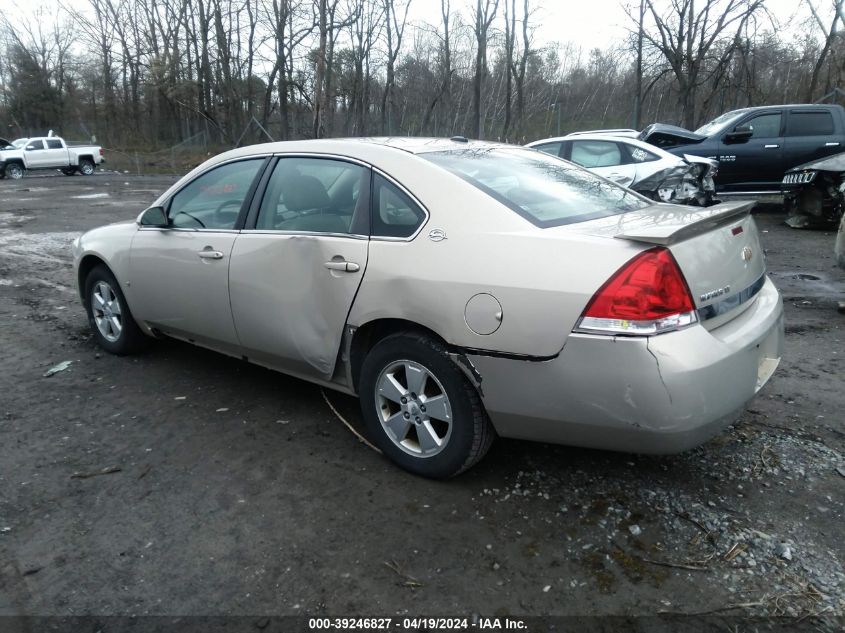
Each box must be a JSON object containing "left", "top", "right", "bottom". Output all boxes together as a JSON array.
[{"left": 307, "top": 617, "right": 528, "bottom": 631}]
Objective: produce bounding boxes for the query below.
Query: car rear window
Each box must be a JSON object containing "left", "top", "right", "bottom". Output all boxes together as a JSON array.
[
  {"left": 421, "top": 147, "right": 648, "bottom": 228},
  {"left": 787, "top": 111, "right": 835, "bottom": 136}
]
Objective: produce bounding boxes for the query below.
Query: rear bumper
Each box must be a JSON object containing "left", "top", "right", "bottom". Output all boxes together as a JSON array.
[{"left": 468, "top": 277, "right": 784, "bottom": 454}]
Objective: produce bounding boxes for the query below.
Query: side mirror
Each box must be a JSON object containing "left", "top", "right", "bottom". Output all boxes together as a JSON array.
[
  {"left": 138, "top": 206, "right": 169, "bottom": 227},
  {"left": 725, "top": 124, "right": 753, "bottom": 143}
]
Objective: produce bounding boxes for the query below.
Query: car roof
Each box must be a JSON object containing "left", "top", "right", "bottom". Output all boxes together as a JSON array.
[
  {"left": 528, "top": 133, "right": 662, "bottom": 149},
  {"left": 218, "top": 136, "right": 509, "bottom": 159},
  {"left": 155, "top": 137, "right": 531, "bottom": 212},
  {"left": 359, "top": 136, "right": 511, "bottom": 153},
  {"left": 193, "top": 137, "right": 527, "bottom": 180}
]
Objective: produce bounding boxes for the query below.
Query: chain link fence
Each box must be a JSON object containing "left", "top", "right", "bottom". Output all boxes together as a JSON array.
[{"left": 97, "top": 118, "right": 277, "bottom": 176}]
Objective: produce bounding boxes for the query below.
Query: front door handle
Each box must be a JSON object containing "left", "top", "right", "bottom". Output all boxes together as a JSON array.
[
  {"left": 826, "top": 142, "right": 840, "bottom": 147},
  {"left": 764, "top": 144, "right": 779, "bottom": 149},
  {"left": 198, "top": 249, "right": 224, "bottom": 260},
  {"left": 324, "top": 260, "right": 360, "bottom": 273}
]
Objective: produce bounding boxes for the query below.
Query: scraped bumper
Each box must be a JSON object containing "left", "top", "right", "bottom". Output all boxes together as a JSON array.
[{"left": 468, "top": 277, "right": 784, "bottom": 454}]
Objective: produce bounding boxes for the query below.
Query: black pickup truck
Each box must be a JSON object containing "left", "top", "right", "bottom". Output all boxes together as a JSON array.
[{"left": 639, "top": 104, "right": 845, "bottom": 192}]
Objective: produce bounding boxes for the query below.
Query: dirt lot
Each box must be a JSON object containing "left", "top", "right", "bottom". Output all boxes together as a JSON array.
[{"left": 0, "top": 172, "right": 843, "bottom": 626}]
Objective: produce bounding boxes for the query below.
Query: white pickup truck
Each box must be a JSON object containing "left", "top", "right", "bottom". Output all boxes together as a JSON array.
[{"left": 0, "top": 136, "right": 104, "bottom": 179}]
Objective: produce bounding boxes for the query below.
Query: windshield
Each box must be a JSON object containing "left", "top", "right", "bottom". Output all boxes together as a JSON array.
[
  {"left": 12, "top": 138, "right": 28, "bottom": 148},
  {"left": 421, "top": 147, "right": 648, "bottom": 228},
  {"left": 694, "top": 110, "right": 748, "bottom": 136}
]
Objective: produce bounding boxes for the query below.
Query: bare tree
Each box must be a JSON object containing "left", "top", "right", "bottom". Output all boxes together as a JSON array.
[
  {"left": 472, "top": 0, "right": 499, "bottom": 139},
  {"left": 805, "top": 0, "right": 844, "bottom": 101},
  {"left": 420, "top": 0, "right": 453, "bottom": 135},
  {"left": 380, "top": 0, "right": 412, "bottom": 134},
  {"left": 636, "top": 0, "right": 766, "bottom": 128}
]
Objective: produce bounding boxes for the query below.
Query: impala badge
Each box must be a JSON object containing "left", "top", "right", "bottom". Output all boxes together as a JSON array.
[
  {"left": 700, "top": 286, "right": 731, "bottom": 302},
  {"left": 428, "top": 228, "right": 447, "bottom": 242},
  {"left": 741, "top": 246, "right": 753, "bottom": 261}
]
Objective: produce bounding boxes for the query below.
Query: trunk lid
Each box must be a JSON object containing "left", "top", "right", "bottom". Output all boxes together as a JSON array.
[{"left": 571, "top": 201, "right": 766, "bottom": 327}]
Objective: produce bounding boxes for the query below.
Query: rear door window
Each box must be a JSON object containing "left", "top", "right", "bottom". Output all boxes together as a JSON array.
[
  {"left": 786, "top": 111, "right": 835, "bottom": 136},
  {"left": 569, "top": 140, "right": 623, "bottom": 168},
  {"left": 45, "top": 139, "right": 63, "bottom": 149},
  {"left": 255, "top": 157, "right": 368, "bottom": 234}
]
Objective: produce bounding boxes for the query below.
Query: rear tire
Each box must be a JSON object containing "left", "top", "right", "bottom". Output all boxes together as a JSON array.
[
  {"left": 359, "top": 331, "right": 494, "bottom": 478},
  {"left": 6, "top": 163, "right": 24, "bottom": 180},
  {"left": 84, "top": 265, "right": 149, "bottom": 355},
  {"left": 79, "top": 159, "right": 95, "bottom": 176}
]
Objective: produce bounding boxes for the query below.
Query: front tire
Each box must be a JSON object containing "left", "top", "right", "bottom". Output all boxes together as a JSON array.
[
  {"left": 6, "top": 163, "right": 24, "bottom": 180},
  {"left": 84, "top": 265, "right": 148, "bottom": 355},
  {"left": 359, "top": 332, "right": 494, "bottom": 478},
  {"left": 79, "top": 159, "right": 95, "bottom": 176}
]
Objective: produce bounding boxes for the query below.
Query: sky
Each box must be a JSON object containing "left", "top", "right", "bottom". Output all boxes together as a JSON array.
[
  {"left": 0, "top": 0, "right": 821, "bottom": 55},
  {"left": 404, "top": 0, "right": 812, "bottom": 52}
]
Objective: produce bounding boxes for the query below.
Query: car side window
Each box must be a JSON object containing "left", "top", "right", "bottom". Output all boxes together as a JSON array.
[
  {"left": 168, "top": 159, "right": 264, "bottom": 230},
  {"left": 26, "top": 140, "right": 45, "bottom": 151},
  {"left": 371, "top": 174, "right": 426, "bottom": 238},
  {"left": 255, "top": 157, "right": 368, "bottom": 234},
  {"left": 625, "top": 145, "right": 658, "bottom": 163},
  {"left": 532, "top": 142, "right": 563, "bottom": 158},
  {"left": 569, "top": 141, "right": 622, "bottom": 168},
  {"left": 742, "top": 113, "right": 781, "bottom": 138},
  {"left": 46, "top": 139, "right": 63, "bottom": 149},
  {"left": 786, "top": 111, "right": 834, "bottom": 137}
]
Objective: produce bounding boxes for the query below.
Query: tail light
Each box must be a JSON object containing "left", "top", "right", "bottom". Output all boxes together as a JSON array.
[
  {"left": 575, "top": 247, "right": 697, "bottom": 336},
  {"left": 99, "top": 148, "right": 104, "bottom": 156}
]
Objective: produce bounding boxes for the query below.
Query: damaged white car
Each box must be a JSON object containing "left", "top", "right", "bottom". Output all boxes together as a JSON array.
[{"left": 528, "top": 134, "right": 719, "bottom": 206}]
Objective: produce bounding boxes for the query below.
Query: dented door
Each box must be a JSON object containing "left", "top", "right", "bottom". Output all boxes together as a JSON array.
[
  {"left": 228, "top": 233, "right": 368, "bottom": 378},
  {"left": 228, "top": 156, "right": 371, "bottom": 380}
]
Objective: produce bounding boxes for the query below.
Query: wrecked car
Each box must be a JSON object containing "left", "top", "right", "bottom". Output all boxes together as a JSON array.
[
  {"left": 73, "top": 138, "right": 783, "bottom": 478},
  {"left": 782, "top": 152, "right": 845, "bottom": 228},
  {"left": 639, "top": 104, "right": 845, "bottom": 193},
  {"left": 527, "top": 134, "right": 718, "bottom": 206}
]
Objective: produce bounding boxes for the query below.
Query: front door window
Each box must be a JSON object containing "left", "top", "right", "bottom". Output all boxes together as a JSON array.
[{"left": 169, "top": 159, "right": 264, "bottom": 230}]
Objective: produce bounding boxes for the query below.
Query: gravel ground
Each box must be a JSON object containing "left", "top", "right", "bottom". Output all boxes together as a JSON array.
[{"left": 0, "top": 172, "right": 842, "bottom": 626}]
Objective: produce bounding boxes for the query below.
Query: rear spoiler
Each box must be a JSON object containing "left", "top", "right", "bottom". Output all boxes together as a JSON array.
[{"left": 615, "top": 201, "right": 755, "bottom": 246}]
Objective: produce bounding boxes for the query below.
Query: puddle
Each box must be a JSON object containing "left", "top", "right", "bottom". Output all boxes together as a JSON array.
[{"left": 72, "top": 193, "right": 110, "bottom": 199}]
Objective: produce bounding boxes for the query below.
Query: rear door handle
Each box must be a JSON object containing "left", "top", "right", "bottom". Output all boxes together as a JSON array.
[
  {"left": 197, "top": 249, "right": 224, "bottom": 260},
  {"left": 764, "top": 144, "right": 779, "bottom": 149},
  {"left": 324, "top": 260, "right": 360, "bottom": 273},
  {"left": 826, "top": 142, "right": 840, "bottom": 147}
]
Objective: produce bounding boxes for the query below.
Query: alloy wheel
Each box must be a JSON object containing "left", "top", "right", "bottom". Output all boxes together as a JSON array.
[
  {"left": 374, "top": 360, "right": 453, "bottom": 458},
  {"left": 91, "top": 281, "right": 123, "bottom": 342}
]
